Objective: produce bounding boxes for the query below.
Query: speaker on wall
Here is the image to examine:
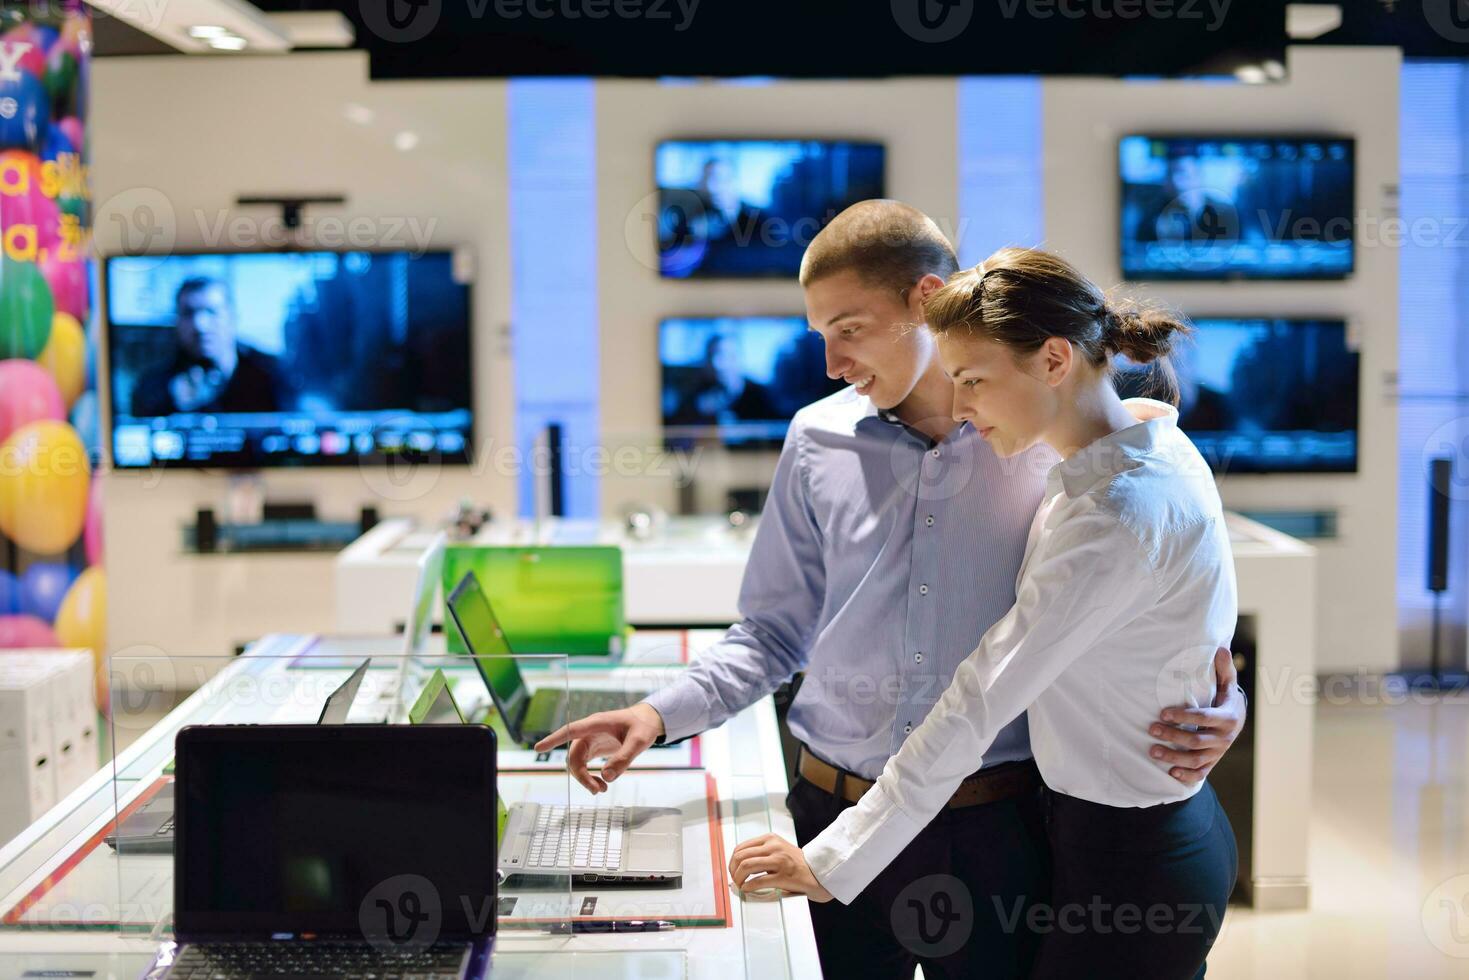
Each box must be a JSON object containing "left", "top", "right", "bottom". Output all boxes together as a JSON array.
[
  {"left": 196, "top": 508, "right": 218, "bottom": 553},
  {"left": 1428, "top": 456, "right": 1452, "bottom": 595}
]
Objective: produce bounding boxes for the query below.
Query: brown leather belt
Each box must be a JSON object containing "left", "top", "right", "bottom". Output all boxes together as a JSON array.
[{"left": 797, "top": 745, "right": 1040, "bottom": 809}]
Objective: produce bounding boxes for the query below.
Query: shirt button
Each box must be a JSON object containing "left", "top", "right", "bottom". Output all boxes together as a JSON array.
[
  {"left": 914, "top": 652, "right": 923, "bottom": 664},
  {"left": 919, "top": 584, "right": 929, "bottom": 595},
  {"left": 925, "top": 515, "right": 935, "bottom": 527},
  {"left": 904, "top": 723, "right": 913, "bottom": 734},
  {"left": 930, "top": 449, "right": 941, "bottom": 458}
]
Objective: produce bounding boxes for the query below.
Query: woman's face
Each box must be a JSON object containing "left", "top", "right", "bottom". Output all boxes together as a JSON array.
[{"left": 936, "top": 329, "right": 1061, "bottom": 458}]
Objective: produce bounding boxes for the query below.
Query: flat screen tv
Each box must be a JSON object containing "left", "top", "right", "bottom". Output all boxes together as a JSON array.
[
  {"left": 660, "top": 316, "right": 844, "bottom": 448},
  {"left": 1113, "top": 317, "right": 1359, "bottom": 474},
  {"left": 1119, "top": 135, "right": 1355, "bottom": 280},
  {"left": 655, "top": 139, "right": 885, "bottom": 279},
  {"left": 106, "top": 250, "right": 473, "bottom": 469}
]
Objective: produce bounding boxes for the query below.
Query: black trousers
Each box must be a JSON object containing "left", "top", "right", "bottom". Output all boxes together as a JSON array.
[
  {"left": 787, "top": 773, "right": 1050, "bottom": 980},
  {"left": 1030, "top": 782, "right": 1237, "bottom": 980}
]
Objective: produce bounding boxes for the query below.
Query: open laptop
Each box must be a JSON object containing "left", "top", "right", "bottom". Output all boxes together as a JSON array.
[
  {"left": 444, "top": 571, "right": 653, "bottom": 747},
  {"left": 147, "top": 725, "right": 497, "bottom": 979},
  {"left": 409, "top": 668, "right": 683, "bottom": 888}
]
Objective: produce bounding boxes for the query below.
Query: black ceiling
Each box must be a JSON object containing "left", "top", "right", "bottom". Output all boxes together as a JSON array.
[
  {"left": 92, "top": 2, "right": 1467, "bottom": 77},
  {"left": 246, "top": 0, "right": 1291, "bottom": 79}
]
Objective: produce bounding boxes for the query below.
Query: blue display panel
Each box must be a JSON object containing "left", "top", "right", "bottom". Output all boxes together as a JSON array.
[
  {"left": 106, "top": 250, "right": 473, "bottom": 469},
  {"left": 1114, "top": 317, "right": 1360, "bottom": 474},
  {"left": 660, "top": 316, "right": 844, "bottom": 448},
  {"left": 656, "top": 140, "right": 885, "bottom": 279},
  {"left": 1119, "top": 136, "right": 1355, "bottom": 280}
]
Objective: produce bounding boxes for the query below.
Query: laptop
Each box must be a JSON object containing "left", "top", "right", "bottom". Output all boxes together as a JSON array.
[
  {"left": 105, "top": 661, "right": 373, "bottom": 855},
  {"left": 444, "top": 571, "right": 652, "bottom": 747},
  {"left": 409, "top": 668, "right": 683, "bottom": 888},
  {"left": 149, "top": 724, "right": 497, "bottom": 978}
]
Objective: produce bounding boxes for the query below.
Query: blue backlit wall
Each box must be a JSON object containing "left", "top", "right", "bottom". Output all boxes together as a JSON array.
[
  {"left": 956, "top": 78, "right": 1044, "bottom": 267},
  {"left": 1398, "top": 61, "right": 1469, "bottom": 658},
  {"left": 508, "top": 79, "right": 599, "bottom": 518}
]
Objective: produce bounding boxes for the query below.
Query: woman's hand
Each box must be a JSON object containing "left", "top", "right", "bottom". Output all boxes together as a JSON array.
[{"left": 729, "top": 834, "right": 835, "bottom": 902}]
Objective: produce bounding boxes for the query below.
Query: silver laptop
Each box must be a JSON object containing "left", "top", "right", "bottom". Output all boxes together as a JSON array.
[{"left": 409, "top": 669, "right": 684, "bottom": 888}]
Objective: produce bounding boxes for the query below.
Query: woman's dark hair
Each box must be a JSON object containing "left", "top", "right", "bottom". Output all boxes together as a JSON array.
[{"left": 923, "top": 246, "right": 1192, "bottom": 404}]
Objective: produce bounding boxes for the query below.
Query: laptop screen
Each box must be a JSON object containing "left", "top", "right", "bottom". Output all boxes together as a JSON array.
[
  {"left": 446, "top": 573, "right": 529, "bottom": 725},
  {"left": 175, "top": 725, "right": 497, "bottom": 941}
]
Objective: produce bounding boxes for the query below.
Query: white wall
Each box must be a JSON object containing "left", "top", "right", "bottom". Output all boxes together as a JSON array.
[
  {"left": 1042, "top": 46, "right": 1402, "bottom": 674},
  {"left": 92, "top": 52, "right": 515, "bottom": 658}
]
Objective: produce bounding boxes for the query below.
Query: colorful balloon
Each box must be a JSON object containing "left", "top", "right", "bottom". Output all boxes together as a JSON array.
[
  {"left": 19, "top": 560, "right": 76, "bottom": 623},
  {"left": 39, "top": 251, "right": 84, "bottom": 318},
  {"left": 0, "top": 257, "right": 54, "bottom": 358},
  {"left": 0, "top": 67, "right": 50, "bottom": 152},
  {"left": 54, "top": 565, "right": 104, "bottom": 703},
  {"left": 0, "top": 613, "right": 60, "bottom": 648},
  {"left": 82, "top": 466, "right": 101, "bottom": 565},
  {"left": 0, "top": 568, "right": 17, "bottom": 614},
  {"left": 42, "top": 43, "right": 76, "bottom": 110},
  {"left": 0, "top": 419, "right": 89, "bottom": 553},
  {"left": 37, "top": 311, "right": 83, "bottom": 406},
  {"left": 40, "top": 120, "right": 73, "bottom": 162},
  {"left": 0, "top": 357, "right": 63, "bottom": 442}
]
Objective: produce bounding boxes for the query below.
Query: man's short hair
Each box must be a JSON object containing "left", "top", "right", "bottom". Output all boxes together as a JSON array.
[{"left": 799, "top": 200, "right": 959, "bottom": 295}]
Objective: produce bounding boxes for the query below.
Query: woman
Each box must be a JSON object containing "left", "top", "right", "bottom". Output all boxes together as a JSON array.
[{"left": 730, "top": 246, "right": 1238, "bottom": 979}]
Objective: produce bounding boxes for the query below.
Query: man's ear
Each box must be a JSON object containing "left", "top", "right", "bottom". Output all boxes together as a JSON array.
[{"left": 908, "top": 273, "right": 947, "bottom": 322}]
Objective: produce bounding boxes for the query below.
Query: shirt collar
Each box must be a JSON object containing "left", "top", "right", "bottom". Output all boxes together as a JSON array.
[{"left": 1048, "top": 398, "right": 1178, "bottom": 499}]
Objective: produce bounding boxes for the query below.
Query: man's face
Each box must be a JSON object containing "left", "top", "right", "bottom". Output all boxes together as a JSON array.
[
  {"left": 803, "top": 269, "right": 936, "bottom": 411},
  {"left": 177, "top": 283, "right": 234, "bottom": 363}
]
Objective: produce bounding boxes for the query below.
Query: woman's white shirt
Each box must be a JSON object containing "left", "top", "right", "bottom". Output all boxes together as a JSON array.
[{"left": 804, "top": 398, "right": 1239, "bottom": 905}]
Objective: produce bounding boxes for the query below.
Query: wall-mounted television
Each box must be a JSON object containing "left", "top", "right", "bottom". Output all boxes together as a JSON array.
[
  {"left": 655, "top": 139, "right": 885, "bottom": 279},
  {"left": 1119, "top": 136, "right": 1355, "bottom": 280},
  {"left": 106, "top": 250, "right": 474, "bottom": 469},
  {"left": 1113, "top": 317, "right": 1359, "bottom": 474},
  {"left": 660, "top": 316, "right": 844, "bottom": 448}
]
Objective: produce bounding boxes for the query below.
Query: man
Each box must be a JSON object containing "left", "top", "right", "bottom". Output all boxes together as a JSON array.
[
  {"left": 538, "top": 200, "right": 1246, "bottom": 979},
  {"left": 132, "top": 276, "right": 281, "bottom": 416}
]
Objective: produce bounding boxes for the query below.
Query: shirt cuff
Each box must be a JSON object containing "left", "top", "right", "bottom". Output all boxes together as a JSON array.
[
  {"left": 800, "top": 782, "right": 927, "bottom": 906},
  {"left": 641, "top": 682, "right": 710, "bottom": 744}
]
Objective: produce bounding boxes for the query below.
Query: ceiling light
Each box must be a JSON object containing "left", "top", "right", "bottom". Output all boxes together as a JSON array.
[
  {"left": 394, "top": 131, "right": 420, "bottom": 152},
  {"left": 208, "top": 35, "right": 248, "bottom": 51},
  {"left": 189, "top": 25, "right": 229, "bottom": 38}
]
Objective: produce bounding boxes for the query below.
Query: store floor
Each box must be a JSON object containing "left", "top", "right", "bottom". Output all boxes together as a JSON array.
[{"left": 1208, "top": 694, "right": 1469, "bottom": 979}]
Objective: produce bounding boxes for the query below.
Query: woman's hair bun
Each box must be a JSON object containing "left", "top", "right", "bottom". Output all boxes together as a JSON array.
[{"left": 1102, "top": 300, "right": 1192, "bottom": 365}]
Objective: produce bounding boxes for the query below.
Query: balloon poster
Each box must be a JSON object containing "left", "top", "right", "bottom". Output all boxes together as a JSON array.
[{"left": 0, "top": 3, "right": 103, "bottom": 710}]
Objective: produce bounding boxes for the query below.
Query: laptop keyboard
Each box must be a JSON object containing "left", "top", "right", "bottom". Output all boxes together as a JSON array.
[
  {"left": 171, "top": 941, "right": 469, "bottom": 979},
  {"left": 526, "top": 805, "right": 626, "bottom": 871},
  {"left": 566, "top": 689, "right": 651, "bottom": 720}
]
